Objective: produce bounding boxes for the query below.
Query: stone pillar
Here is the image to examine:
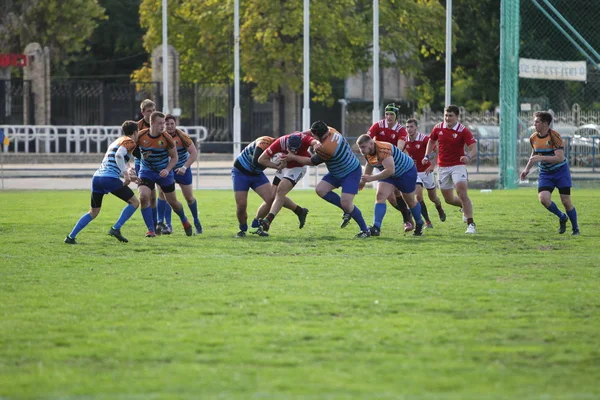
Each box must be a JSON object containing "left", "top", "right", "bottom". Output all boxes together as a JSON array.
[
  {"left": 152, "top": 45, "right": 179, "bottom": 113},
  {"left": 23, "top": 43, "right": 51, "bottom": 125}
]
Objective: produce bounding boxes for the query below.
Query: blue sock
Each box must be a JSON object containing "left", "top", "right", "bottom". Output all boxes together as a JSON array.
[
  {"left": 113, "top": 204, "right": 137, "bottom": 230},
  {"left": 546, "top": 202, "right": 565, "bottom": 219},
  {"left": 410, "top": 203, "right": 423, "bottom": 225},
  {"left": 69, "top": 213, "right": 93, "bottom": 239},
  {"left": 152, "top": 207, "right": 158, "bottom": 229},
  {"left": 350, "top": 206, "right": 368, "bottom": 232},
  {"left": 164, "top": 203, "right": 172, "bottom": 227},
  {"left": 251, "top": 218, "right": 260, "bottom": 228},
  {"left": 322, "top": 191, "right": 343, "bottom": 209},
  {"left": 173, "top": 206, "right": 188, "bottom": 224},
  {"left": 373, "top": 202, "right": 387, "bottom": 229},
  {"left": 188, "top": 200, "right": 200, "bottom": 223},
  {"left": 157, "top": 198, "right": 168, "bottom": 223},
  {"left": 141, "top": 207, "right": 155, "bottom": 232},
  {"left": 239, "top": 223, "right": 248, "bottom": 232},
  {"left": 566, "top": 207, "right": 578, "bottom": 230}
]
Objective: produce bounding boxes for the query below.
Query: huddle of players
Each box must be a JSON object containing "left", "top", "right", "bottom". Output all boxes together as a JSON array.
[
  {"left": 64, "top": 99, "right": 202, "bottom": 244},
  {"left": 233, "top": 103, "right": 481, "bottom": 238}
]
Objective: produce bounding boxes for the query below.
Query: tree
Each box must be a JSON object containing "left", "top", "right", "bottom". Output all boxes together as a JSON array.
[
  {"left": 66, "top": 0, "right": 148, "bottom": 80},
  {"left": 138, "top": 0, "right": 446, "bottom": 133},
  {"left": 0, "top": 0, "right": 106, "bottom": 74}
]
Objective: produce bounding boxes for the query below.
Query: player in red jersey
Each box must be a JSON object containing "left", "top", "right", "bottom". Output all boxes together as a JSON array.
[
  {"left": 422, "top": 105, "right": 477, "bottom": 234},
  {"left": 255, "top": 132, "right": 313, "bottom": 235},
  {"left": 404, "top": 118, "right": 446, "bottom": 228},
  {"left": 367, "top": 103, "right": 414, "bottom": 232}
]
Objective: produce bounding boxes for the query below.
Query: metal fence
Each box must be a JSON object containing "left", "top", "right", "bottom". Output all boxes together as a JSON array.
[{"left": 0, "top": 80, "right": 33, "bottom": 125}]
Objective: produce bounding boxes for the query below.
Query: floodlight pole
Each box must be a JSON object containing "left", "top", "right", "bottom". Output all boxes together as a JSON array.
[
  {"left": 233, "top": 0, "right": 242, "bottom": 157},
  {"left": 372, "top": 0, "right": 380, "bottom": 122},
  {"left": 302, "top": 0, "right": 310, "bottom": 131},
  {"left": 444, "top": 0, "right": 452, "bottom": 107},
  {"left": 162, "top": 0, "right": 169, "bottom": 113}
]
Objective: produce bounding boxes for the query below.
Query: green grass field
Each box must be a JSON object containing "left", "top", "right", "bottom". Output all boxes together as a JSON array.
[{"left": 1, "top": 188, "right": 599, "bottom": 400}]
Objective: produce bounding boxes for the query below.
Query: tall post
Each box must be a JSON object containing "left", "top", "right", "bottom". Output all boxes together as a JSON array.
[
  {"left": 302, "top": 0, "right": 310, "bottom": 130},
  {"left": 371, "top": 0, "right": 380, "bottom": 122},
  {"left": 499, "top": 0, "right": 520, "bottom": 188},
  {"left": 233, "top": 0, "right": 242, "bottom": 157},
  {"left": 444, "top": 0, "right": 452, "bottom": 107},
  {"left": 162, "top": 0, "right": 169, "bottom": 113}
]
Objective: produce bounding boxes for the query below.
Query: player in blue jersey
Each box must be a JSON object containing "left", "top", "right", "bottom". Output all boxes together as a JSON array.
[
  {"left": 137, "top": 111, "right": 193, "bottom": 237},
  {"left": 232, "top": 136, "right": 278, "bottom": 237},
  {"left": 156, "top": 114, "right": 203, "bottom": 235},
  {"left": 64, "top": 121, "right": 140, "bottom": 244},
  {"left": 520, "top": 111, "right": 579, "bottom": 235},
  {"left": 357, "top": 134, "right": 424, "bottom": 237},
  {"left": 133, "top": 99, "right": 158, "bottom": 230},
  {"left": 283, "top": 121, "right": 371, "bottom": 238}
]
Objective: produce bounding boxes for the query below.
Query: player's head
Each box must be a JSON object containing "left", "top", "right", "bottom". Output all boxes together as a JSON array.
[
  {"left": 287, "top": 133, "right": 302, "bottom": 153},
  {"left": 356, "top": 134, "right": 375, "bottom": 156},
  {"left": 534, "top": 111, "right": 553, "bottom": 125},
  {"left": 444, "top": 104, "right": 459, "bottom": 125},
  {"left": 150, "top": 111, "right": 166, "bottom": 132},
  {"left": 140, "top": 99, "right": 156, "bottom": 121},
  {"left": 310, "top": 121, "right": 329, "bottom": 139},
  {"left": 384, "top": 103, "right": 400, "bottom": 122},
  {"left": 121, "top": 120, "right": 139, "bottom": 137},
  {"left": 165, "top": 113, "right": 177, "bottom": 134},
  {"left": 406, "top": 118, "right": 418, "bottom": 135}
]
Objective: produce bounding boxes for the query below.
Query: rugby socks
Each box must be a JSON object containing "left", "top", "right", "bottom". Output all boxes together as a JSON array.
[
  {"left": 239, "top": 223, "right": 248, "bottom": 233},
  {"left": 420, "top": 201, "right": 431, "bottom": 223},
  {"left": 152, "top": 207, "right": 158, "bottom": 230},
  {"left": 322, "top": 191, "right": 343, "bottom": 209},
  {"left": 393, "top": 196, "right": 412, "bottom": 224},
  {"left": 566, "top": 207, "right": 578, "bottom": 230},
  {"left": 164, "top": 204, "right": 172, "bottom": 227},
  {"left": 265, "top": 213, "right": 276, "bottom": 224},
  {"left": 373, "top": 202, "right": 387, "bottom": 229},
  {"left": 546, "top": 201, "right": 566, "bottom": 219},
  {"left": 157, "top": 198, "right": 168, "bottom": 223},
  {"left": 293, "top": 205, "right": 304, "bottom": 216},
  {"left": 350, "top": 206, "right": 369, "bottom": 232},
  {"left": 69, "top": 213, "right": 93, "bottom": 239},
  {"left": 141, "top": 207, "right": 155, "bottom": 232},
  {"left": 410, "top": 203, "right": 423, "bottom": 225},
  {"left": 172, "top": 206, "right": 189, "bottom": 224},
  {"left": 251, "top": 218, "right": 260, "bottom": 228},
  {"left": 113, "top": 204, "right": 137, "bottom": 230},
  {"left": 188, "top": 200, "right": 200, "bottom": 223}
]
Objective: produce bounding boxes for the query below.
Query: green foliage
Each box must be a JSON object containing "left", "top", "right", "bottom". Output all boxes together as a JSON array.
[
  {"left": 138, "top": 0, "right": 446, "bottom": 104},
  {"left": 0, "top": 0, "right": 106, "bottom": 74},
  {"left": 66, "top": 0, "right": 148, "bottom": 79},
  {"left": 0, "top": 189, "right": 599, "bottom": 398}
]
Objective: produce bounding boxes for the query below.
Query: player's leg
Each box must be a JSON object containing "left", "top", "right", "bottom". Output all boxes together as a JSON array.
[
  {"left": 397, "top": 167, "right": 424, "bottom": 235},
  {"left": 108, "top": 185, "right": 139, "bottom": 243},
  {"left": 438, "top": 167, "right": 462, "bottom": 207},
  {"left": 414, "top": 180, "right": 432, "bottom": 228},
  {"left": 138, "top": 180, "right": 157, "bottom": 236},
  {"left": 162, "top": 181, "right": 192, "bottom": 236},
  {"left": 425, "top": 177, "right": 445, "bottom": 222},
  {"left": 252, "top": 180, "right": 276, "bottom": 236},
  {"left": 340, "top": 167, "right": 369, "bottom": 235},
  {"left": 261, "top": 167, "right": 308, "bottom": 231},
  {"left": 555, "top": 167, "right": 578, "bottom": 235},
  {"left": 537, "top": 172, "right": 568, "bottom": 233},
  {"left": 65, "top": 192, "right": 102, "bottom": 244},
  {"left": 370, "top": 181, "right": 395, "bottom": 235},
  {"left": 387, "top": 189, "right": 414, "bottom": 231},
  {"left": 253, "top": 182, "right": 275, "bottom": 229},
  {"left": 179, "top": 168, "right": 202, "bottom": 234}
]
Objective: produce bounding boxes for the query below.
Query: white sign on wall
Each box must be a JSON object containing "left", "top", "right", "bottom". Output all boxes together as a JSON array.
[{"left": 519, "top": 58, "right": 587, "bottom": 82}]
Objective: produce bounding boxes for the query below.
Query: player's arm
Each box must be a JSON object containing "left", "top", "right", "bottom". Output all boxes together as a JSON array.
[
  {"left": 422, "top": 139, "right": 437, "bottom": 165},
  {"left": 258, "top": 147, "right": 283, "bottom": 169},
  {"left": 359, "top": 163, "right": 375, "bottom": 189},
  {"left": 115, "top": 146, "right": 129, "bottom": 180},
  {"left": 520, "top": 149, "right": 536, "bottom": 180},
  {"left": 178, "top": 134, "right": 197, "bottom": 173},
  {"left": 283, "top": 152, "right": 320, "bottom": 166},
  {"left": 397, "top": 138, "right": 406, "bottom": 151},
  {"left": 529, "top": 148, "right": 565, "bottom": 165},
  {"left": 362, "top": 157, "right": 395, "bottom": 182},
  {"left": 161, "top": 145, "right": 178, "bottom": 177},
  {"left": 461, "top": 142, "right": 477, "bottom": 164}
]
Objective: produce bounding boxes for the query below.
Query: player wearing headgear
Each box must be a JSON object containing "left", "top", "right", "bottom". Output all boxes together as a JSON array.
[
  {"left": 283, "top": 121, "right": 371, "bottom": 238},
  {"left": 255, "top": 132, "right": 314, "bottom": 236},
  {"left": 64, "top": 121, "right": 140, "bottom": 244},
  {"left": 367, "top": 103, "right": 415, "bottom": 232}
]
